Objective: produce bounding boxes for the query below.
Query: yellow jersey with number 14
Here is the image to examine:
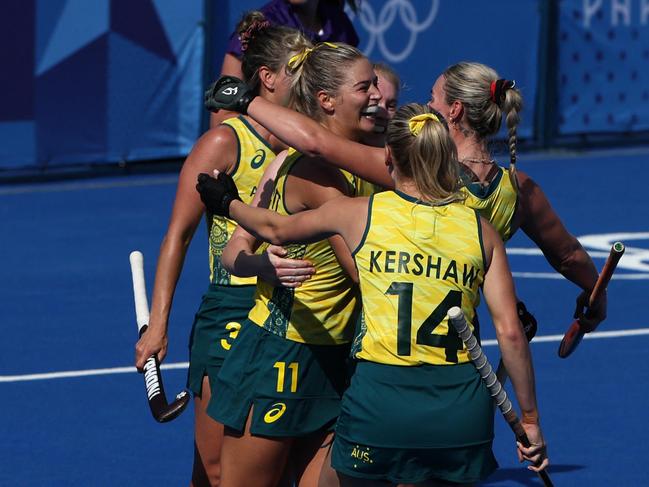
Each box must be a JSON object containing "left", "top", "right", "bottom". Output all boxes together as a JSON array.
[
  {"left": 352, "top": 190, "right": 486, "bottom": 366},
  {"left": 208, "top": 116, "right": 276, "bottom": 286}
]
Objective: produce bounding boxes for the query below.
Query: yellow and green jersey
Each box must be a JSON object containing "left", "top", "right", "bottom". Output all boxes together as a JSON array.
[
  {"left": 352, "top": 190, "right": 486, "bottom": 366},
  {"left": 209, "top": 116, "right": 276, "bottom": 285},
  {"left": 461, "top": 165, "right": 517, "bottom": 242},
  {"left": 247, "top": 149, "right": 362, "bottom": 345}
]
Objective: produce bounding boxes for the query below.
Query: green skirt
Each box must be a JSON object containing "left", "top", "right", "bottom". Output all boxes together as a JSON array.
[
  {"left": 207, "top": 320, "right": 351, "bottom": 437},
  {"left": 186, "top": 284, "right": 255, "bottom": 396},
  {"left": 331, "top": 361, "right": 497, "bottom": 484}
]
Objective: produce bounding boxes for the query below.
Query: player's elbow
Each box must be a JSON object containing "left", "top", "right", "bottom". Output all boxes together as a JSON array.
[
  {"left": 552, "top": 244, "right": 598, "bottom": 288},
  {"left": 250, "top": 220, "right": 286, "bottom": 246},
  {"left": 557, "top": 246, "right": 589, "bottom": 273},
  {"left": 496, "top": 320, "right": 527, "bottom": 349},
  {"left": 161, "top": 228, "right": 193, "bottom": 253},
  {"left": 265, "top": 224, "right": 290, "bottom": 246}
]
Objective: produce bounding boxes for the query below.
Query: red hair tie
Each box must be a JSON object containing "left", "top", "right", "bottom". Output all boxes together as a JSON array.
[{"left": 490, "top": 79, "right": 515, "bottom": 106}]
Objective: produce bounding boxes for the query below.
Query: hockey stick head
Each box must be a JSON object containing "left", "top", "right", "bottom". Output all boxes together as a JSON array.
[
  {"left": 557, "top": 320, "right": 584, "bottom": 358},
  {"left": 142, "top": 353, "right": 190, "bottom": 423},
  {"left": 150, "top": 389, "right": 190, "bottom": 423}
]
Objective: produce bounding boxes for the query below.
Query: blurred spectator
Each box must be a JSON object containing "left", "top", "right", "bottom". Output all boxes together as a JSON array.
[{"left": 212, "top": 0, "right": 358, "bottom": 127}]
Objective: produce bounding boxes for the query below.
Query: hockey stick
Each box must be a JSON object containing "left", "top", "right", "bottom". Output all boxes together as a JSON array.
[
  {"left": 129, "top": 251, "right": 189, "bottom": 423},
  {"left": 558, "top": 241, "right": 625, "bottom": 358},
  {"left": 448, "top": 307, "right": 553, "bottom": 487}
]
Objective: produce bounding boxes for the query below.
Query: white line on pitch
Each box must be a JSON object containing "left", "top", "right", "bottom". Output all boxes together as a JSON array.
[
  {"left": 0, "top": 362, "right": 188, "bottom": 383},
  {"left": 2, "top": 328, "right": 649, "bottom": 383},
  {"left": 0, "top": 176, "right": 178, "bottom": 195},
  {"left": 512, "top": 272, "right": 649, "bottom": 280},
  {"left": 480, "top": 328, "right": 649, "bottom": 346}
]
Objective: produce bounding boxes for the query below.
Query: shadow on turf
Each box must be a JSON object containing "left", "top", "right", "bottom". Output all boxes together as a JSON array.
[{"left": 481, "top": 464, "right": 584, "bottom": 485}]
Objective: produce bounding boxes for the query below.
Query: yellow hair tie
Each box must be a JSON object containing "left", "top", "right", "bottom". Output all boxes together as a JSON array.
[
  {"left": 287, "top": 42, "right": 339, "bottom": 69},
  {"left": 408, "top": 113, "right": 440, "bottom": 136},
  {"left": 287, "top": 47, "right": 313, "bottom": 69}
]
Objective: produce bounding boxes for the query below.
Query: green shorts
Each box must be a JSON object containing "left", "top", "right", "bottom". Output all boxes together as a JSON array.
[
  {"left": 186, "top": 284, "right": 255, "bottom": 396},
  {"left": 332, "top": 361, "right": 497, "bottom": 484},
  {"left": 207, "top": 320, "right": 351, "bottom": 437}
]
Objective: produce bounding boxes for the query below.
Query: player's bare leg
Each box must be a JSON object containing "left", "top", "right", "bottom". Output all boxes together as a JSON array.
[
  {"left": 290, "top": 430, "right": 333, "bottom": 487},
  {"left": 191, "top": 376, "right": 224, "bottom": 487},
  {"left": 316, "top": 437, "right": 339, "bottom": 487},
  {"left": 220, "top": 407, "right": 293, "bottom": 487}
]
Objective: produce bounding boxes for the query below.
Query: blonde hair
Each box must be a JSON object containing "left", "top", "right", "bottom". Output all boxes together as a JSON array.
[
  {"left": 442, "top": 62, "right": 523, "bottom": 170},
  {"left": 286, "top": 42, "right": 365, "bottom": 120},
  {"left": 386, "top": 103, "right": 463, "bottom": 206},
  {"left": 237, "top": 12, "right": 312, "bottom": 94},
  {"left": 373, "top": 62, "right": 401, "bottom": 96}
]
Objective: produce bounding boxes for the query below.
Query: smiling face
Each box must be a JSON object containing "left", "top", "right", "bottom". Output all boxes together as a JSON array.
[
  {"left": 325, "top": 57, "right": 382, "bottom": 141},
  {"left": 371, "top": 69, "right": 399, "bottom": 136}
]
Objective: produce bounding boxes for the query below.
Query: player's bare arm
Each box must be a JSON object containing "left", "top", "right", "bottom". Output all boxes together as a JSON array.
[
  {"left": 135, "top": 127, "right": 237, "bottom": 370},
  {"left": 480, "top": 218, "right": 548, "bottom": 470},
  {"left": 244, "top": 96, "right": 393, "bottom": 187},
  {"left": 220, "top": 151, "right": 316, "bottom": 287},
  {"left": 517, "top": 170, "right": 606, "bottom": 329},
  {"left": 517, "top": 170, "right": 599, "bottom": 290}
]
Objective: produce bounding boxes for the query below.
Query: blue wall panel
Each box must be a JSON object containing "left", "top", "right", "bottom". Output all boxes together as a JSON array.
[
  {"left": 0, "top": 0, "right": 203, "bottom": 171},
  {"left": 557, "top": 0, "right": 649, "bottom": 135},
  {"left": 36, "top": 35, "right": 109, "bottom": 166}
]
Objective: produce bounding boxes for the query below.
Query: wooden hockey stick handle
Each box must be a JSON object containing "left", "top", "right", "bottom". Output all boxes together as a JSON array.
[
  {"left": 589, "top": 241, "right": 625, "bottom": 306},
  {"left": 558, "top": 242, "right": 625, "bottom": 358}
]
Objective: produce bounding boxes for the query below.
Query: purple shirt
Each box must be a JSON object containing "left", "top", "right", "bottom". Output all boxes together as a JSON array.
[{"left": 226, "top": 0, "right": 359, "bottom": 57}]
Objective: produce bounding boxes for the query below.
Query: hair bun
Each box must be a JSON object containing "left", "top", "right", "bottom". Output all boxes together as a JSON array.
[{"left": 239, "top": 18, "right": 271, "bottom": 52}]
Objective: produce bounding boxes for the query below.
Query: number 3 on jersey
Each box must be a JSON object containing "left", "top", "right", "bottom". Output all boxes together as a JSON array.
[
  {"left": 386, "top": 283, "right": 463, "bottom": 362},
  {"left": 220, "top": 321, "right": 241, "bottom": 350}
]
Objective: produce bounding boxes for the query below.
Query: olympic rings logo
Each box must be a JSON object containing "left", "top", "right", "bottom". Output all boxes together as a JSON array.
[{"left": 347, "top": 0, "right": 439, "bottom": 63}]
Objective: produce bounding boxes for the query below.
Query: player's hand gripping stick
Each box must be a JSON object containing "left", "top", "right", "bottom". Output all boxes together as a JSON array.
[
  {"left": 447, "top": 307, "right": 553, "bottom": 487},
  {"left": 558, "top": 241, "right": 625, "bottom": 358},
  {"left": 129, "top": 251, "right": 189, "bottom": 423}
]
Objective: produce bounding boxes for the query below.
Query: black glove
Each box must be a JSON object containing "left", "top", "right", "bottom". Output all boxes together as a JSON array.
[
  {"left": 196, "top": 172, "right": 241, "bottom": 218},
  {"left": 516, "top": 300, "right": 538, "bottom": 341},
  {"left": 204, "top": 76, "right": 256, "bottom": 114}
]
